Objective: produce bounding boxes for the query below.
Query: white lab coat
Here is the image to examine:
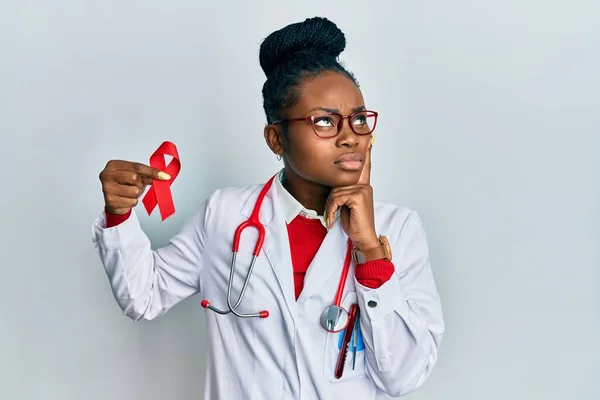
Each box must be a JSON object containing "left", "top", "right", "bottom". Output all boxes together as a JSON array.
[{"left": 92, "top": 178, "right": 444, "bottom": 399}]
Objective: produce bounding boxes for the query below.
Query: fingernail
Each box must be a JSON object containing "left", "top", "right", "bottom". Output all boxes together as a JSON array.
[{"left": 158, "top": 171, "right": 171, "bottom": 180}]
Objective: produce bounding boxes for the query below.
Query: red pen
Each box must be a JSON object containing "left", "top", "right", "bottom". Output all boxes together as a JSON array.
[{"left": 334, "top": 303, "right": 359, "bottom": 379}]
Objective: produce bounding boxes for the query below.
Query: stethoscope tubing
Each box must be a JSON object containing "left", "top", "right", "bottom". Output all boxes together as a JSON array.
[
  {"left": 201, "top": 173, "right": 352, "bottom": 325},
  {"left": 200, "top": 175, "right": 276, "bottom": 318}
]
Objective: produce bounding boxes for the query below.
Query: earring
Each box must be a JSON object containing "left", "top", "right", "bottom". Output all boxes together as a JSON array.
[{"left": 276, "top": 154, "right": 282, "bottom": 161}]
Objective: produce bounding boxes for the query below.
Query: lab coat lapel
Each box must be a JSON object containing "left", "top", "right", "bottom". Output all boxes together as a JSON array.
[
  {"left": 297, "top": 222, "right": 350, "bottom": 304},
  {"left": 239, "top": 181, "right": 297, "bottom": 319},
  {"left": 262, "top": 213, "right": 297, "bottom": 318}
]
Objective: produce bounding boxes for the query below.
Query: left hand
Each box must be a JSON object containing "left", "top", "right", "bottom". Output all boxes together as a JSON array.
[{"left": 324, "top": 136, "right": 379, "bottom": 251}]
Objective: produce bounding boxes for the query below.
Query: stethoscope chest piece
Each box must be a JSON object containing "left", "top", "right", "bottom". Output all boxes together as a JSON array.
[
  {"left": 320, "top": 304, "right": 349, "bottom": 332},
  {"left": 319, "top": 238, "right": 354, "bottom": 332}
]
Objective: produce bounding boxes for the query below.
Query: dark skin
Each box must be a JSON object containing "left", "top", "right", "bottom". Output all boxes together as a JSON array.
[{"left": 264, "top": 71, "right": 379, "bottom": 251}]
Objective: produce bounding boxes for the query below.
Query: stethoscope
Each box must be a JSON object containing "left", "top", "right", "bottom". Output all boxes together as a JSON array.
[{"left": 201, "top": 174, "right": 354, "bottom": 333}]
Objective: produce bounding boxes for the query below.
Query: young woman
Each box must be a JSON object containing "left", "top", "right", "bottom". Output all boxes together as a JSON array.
[{"left": 93, "top": 17, "right": 444, "bottom": 399}]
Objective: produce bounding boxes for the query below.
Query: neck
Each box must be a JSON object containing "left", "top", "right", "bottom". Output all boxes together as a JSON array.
[{"left": 282, "top": 168, "right": 330, "bottom": 215}]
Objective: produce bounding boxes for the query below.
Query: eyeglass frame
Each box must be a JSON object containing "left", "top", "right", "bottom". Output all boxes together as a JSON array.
[{"left": 271, "top": 109, "right": 379, "bottom": 138}]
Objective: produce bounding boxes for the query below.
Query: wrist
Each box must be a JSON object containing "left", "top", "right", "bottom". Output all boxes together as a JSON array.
[
  {"left": 105, "top": 205, "right": 131, "bottom": 216},
  {"left": 352, "top": 234, "right": 392, "bottom": 264},
  {"left": 353, "top": 234, "right": 380, "bottom": 252}
]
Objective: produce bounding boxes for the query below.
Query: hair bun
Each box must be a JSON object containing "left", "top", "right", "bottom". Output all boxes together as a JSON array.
[{"left": 259, "top": 17, "right": 346, "bottom": 77}]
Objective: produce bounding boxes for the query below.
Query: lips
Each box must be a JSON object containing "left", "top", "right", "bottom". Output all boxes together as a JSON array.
[
  {"left": 334, "top": 153, "right": 363, "bottom": 164},
  {"left": 334, "top": 152, "right": 364, "bottom": 171}
]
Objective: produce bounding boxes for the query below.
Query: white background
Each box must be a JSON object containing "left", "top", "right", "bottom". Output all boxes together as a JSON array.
[{"left": 1, "top": 1, "right": 598, "bottom": 399}]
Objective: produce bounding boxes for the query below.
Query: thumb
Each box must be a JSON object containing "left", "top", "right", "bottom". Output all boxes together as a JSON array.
[
  {"left": 154, "top": 168, "right": 171, "bottom": 181},
  {"left": 130, "top": 161, "right": 171, "bottom": 181},
  {"left": 143, "top": 167, "right": 170, "bottom": 185}
]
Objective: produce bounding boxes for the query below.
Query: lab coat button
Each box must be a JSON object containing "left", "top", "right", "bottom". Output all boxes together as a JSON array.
[{"left": 367, "top": 300, "right": 377, "bottom": 308}]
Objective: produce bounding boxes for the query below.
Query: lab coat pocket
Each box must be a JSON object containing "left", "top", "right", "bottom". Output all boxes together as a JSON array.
[{"left": 323, "top": 291, "right": 366, "bottom": 383}]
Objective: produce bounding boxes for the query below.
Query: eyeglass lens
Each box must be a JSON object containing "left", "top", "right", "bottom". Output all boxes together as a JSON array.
[{"left": 312, "top": 112, "right": 377, "bottom": 137}]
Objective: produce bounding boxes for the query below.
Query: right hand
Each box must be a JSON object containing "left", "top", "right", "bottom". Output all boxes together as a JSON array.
[{"left": 99, "top": 160, "right": 170, "bottom": 215}]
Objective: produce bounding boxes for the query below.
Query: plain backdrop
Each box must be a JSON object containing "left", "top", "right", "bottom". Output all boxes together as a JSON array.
[{"left": 1, "top": 1, "right": 598, "bottom": 399}]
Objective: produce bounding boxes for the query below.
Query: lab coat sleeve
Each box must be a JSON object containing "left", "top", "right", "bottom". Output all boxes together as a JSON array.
[
  {"left": 91, "top": 200, "right": 210, "bottom": 321},
  {"left": 354, "top": 210, "right": 444, "bottom": 397}
]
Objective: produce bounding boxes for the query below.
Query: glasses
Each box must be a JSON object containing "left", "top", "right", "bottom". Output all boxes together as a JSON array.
[{"left": 272, "top": 110, "right": 378, "bottom": 138}]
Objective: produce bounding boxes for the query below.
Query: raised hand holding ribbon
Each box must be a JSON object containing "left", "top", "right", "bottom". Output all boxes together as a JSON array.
[
  {"left": 142, "top": 141, "right": 181, "bottom": 221},
  {"left": 100, "top": 159, "right": 170, "bottom": 216}
]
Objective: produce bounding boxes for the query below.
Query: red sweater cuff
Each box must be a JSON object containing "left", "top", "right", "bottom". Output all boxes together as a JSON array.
[
  {"left": 355, "top": 260, "right": 395, "bottom": 289},
  {"left": 105, "top": 207, "right": 131, "bottom": 228}
]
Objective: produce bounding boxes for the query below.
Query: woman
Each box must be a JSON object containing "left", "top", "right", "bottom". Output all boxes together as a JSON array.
[{"left": 93, "top": 17, "right": 444, "bottom": 399}]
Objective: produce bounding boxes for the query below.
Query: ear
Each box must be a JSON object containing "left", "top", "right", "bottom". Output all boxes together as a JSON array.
[{"left": 264, "top": 124, "right": 284, "bottom": 157}]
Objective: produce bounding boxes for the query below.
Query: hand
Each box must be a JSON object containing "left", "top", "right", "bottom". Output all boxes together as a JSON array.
[
  {"left": 99, "top": 160, "right": 170, "bottom": 215},
  {"left": 324, "top": 136, "right": 379, "bottom": 251}
]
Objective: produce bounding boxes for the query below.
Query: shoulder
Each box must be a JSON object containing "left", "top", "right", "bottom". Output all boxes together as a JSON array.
[
  {"left": 374, "top": 201, "right": 422, "bottom": 226},
  {"left": 207, "top": 184, "right": 263, "bottom": 205},
  {"left": 198, "top": 182, "right": 267, "bottom": 221},
  {"left": 373, "top": 201, "right": 429, "bottom": 246},
  {"left": 202, "top": 183, "right": 264, "bottom": 213},
  {"left": 181, "top": 183, "right": 265, "bottom": 238}
]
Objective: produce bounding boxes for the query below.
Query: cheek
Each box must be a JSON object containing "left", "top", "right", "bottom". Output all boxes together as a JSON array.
[{"left": 287, "top": 136, "right": 332, "bottom": 172}]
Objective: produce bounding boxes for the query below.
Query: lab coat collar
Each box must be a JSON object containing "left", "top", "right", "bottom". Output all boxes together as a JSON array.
[
  {"left": 238, "top": 173, "right": 279, "bottom": 226},
  {"left": 273, "top": 169, "right": 339, "bottom": 227}
]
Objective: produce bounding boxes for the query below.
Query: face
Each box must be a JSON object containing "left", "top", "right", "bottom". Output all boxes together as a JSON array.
[{"left": 264, "top": 71, "right": 373, "bottom": 188}]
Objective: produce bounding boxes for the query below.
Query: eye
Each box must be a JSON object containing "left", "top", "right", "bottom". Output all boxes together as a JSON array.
[
  {"left": 314, "top": 116, "right": 335, "bottom": 127},
  {"left": 352, "top": 114, "right": 368, "bottom": 125}
]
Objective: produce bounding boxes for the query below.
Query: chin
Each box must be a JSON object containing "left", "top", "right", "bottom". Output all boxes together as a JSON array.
[{"left": 327, "top": 171, "right": 362, "bottom": 188}]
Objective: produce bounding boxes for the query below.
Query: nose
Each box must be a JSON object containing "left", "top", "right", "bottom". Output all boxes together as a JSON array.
[{"left": 335, "top": 118, "right": 359, "bottom": 147}]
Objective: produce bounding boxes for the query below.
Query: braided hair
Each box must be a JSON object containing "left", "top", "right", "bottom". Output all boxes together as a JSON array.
[{"left": 259, "top": 17, "right": 359, "bottom": 126}]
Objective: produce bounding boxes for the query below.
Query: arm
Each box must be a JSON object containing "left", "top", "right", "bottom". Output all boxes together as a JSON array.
[
  {"left": 92, "top": 200, "right": 210, "bottom": 321},
  {"left": 354, "top": 211, "right": 444, "bottom": 397}
]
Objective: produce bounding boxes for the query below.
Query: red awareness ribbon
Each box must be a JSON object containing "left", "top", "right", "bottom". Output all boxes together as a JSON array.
[{"left": 142, "top": 141, "right": 180, "bottom": 221}]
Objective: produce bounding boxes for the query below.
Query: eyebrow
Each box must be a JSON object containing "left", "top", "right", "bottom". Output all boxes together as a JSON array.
[{"left": 307, "top": 105, "right": 366, "bottom": 114}]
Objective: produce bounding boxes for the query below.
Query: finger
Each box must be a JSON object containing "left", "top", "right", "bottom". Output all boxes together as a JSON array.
[
  {"left": 112, "top": 171, "right": 154, "bottom": 187},
  {"left": 327, "top": 187, "right": 371, "bottom": 209},
  {"left": 129, "top": 162, "right": 171, "bottom": 180},
  {"left": 324, "top": 192, "right": 360, "bottom": 229},
  {"left": 358, "top": 135, "right": 374, "bottom": 185},
  {"left": 103, "top": 181, "right": 144, "bottom": 199},
  {"left": 328, "top": 186, "right": 363, "bottom": 195},
  {"left": 112, "top": 170, "right": 144, "bottom": 187},
  {"left": 108, "top": 160, "right": 170, "bottom": 180},
  {"left": 140, "top": 176, "right": 155, "bottom": 186},
  {"left": 104, "top": 193, "right": 139, "bottom": 210}
]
